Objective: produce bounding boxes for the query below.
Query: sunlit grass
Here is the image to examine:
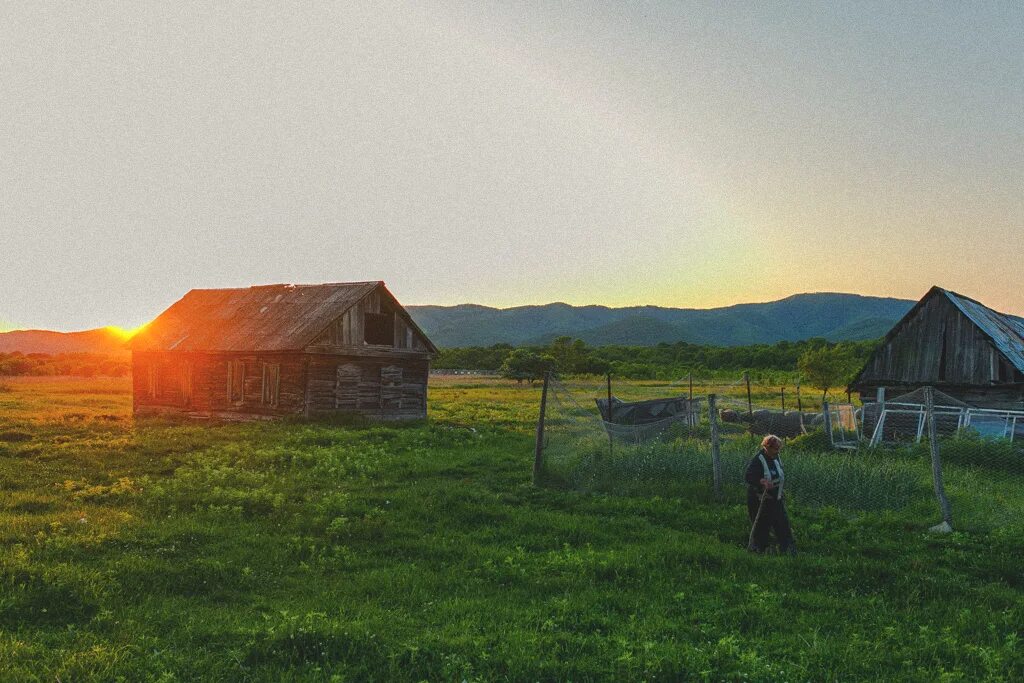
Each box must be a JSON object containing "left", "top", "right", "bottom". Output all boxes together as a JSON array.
[{"left": 0, "top": 376, "right": 1021, "bottom": 680}]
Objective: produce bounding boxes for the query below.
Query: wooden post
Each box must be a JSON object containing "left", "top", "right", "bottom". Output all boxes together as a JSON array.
[
  {"left": 744, "top": 371, "right": 753, "bottom": 418},
  {"left": 823, "top": 399, "right": 832, "bottom": 447},
  {"left": 533, "top": 372, "right": 550, "bottom": 486},
  {"left": 925, "top": 387, "right": 953, "bottom": 526},
  {"left": 846, "top": 387, "right": 852, "bottom": 403},
  {"left": 688, "top": 372, "right": 694, "bottom": 427},
  {"left": 796, "top": 378, "right": 803, "bottom": 413},
  {"left": 606, "top": 371, "right": 614, "bottom": 457},
  {"left": 781, "top": 387, "right": 785, "bottom": 411},
  {"left": 709, "top": 394, "right": 722, "bottom": 497}
]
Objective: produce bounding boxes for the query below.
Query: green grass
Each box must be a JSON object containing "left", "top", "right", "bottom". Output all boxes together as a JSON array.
[{"left": 0, "top": 376, "right": 1022, "bottom": 681}]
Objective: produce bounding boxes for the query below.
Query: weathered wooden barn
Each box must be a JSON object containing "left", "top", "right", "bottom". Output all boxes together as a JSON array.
[
  {"left": 850, "top": 286, "right": 1024, "bottom": 410},
  {"left": 129, "top": 282, "right": 437, "bottom": 420}
]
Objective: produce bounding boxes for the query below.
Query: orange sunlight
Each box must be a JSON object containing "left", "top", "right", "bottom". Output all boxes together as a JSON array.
[{"left": 105, "top": 323, "right": 149, "bottom": 340}]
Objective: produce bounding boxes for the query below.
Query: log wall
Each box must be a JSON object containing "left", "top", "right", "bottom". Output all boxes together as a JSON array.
[
  {"left": 305, "top": 354, "right": 429, "bottom": 420},
  {"left": 133, "top": 351, "right": 307, "bottom": 417},
  {"left": 133, "top": 351, "right": 430, "bottom": 420}
]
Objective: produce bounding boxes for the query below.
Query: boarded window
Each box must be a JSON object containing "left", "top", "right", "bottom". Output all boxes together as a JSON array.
[
  {"left": 335, "top": 363, "right": 361, "bottom": 410},
  {"left": 364, "top": 312, "right": 394, "bottom": 346},
  {"left": 227, "top": 360, "right": 245, "bottom": 403},
  {"left": 262, "top": 363, "right": 280, "bottom": 407},
  {"left": 180, "top": 363, "right": 193, "bottom": 407},
  {"left": 381, "top": 365, "right": 403, "bottom": 412},
  {"left": 147, "top": 365, "right": 158, "bottom": 399}
]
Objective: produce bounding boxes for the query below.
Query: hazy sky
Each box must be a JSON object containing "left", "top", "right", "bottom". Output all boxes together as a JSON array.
[{"left": 1, "top": 1, "right": 1022, "bottom": 331}]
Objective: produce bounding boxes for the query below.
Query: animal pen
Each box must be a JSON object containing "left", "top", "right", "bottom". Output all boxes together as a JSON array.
[{"left": 533, "top": 374, "right": 1024, "bottom": 532}]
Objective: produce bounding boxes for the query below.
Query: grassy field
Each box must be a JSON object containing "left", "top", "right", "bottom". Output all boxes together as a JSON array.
[{"left": 1, "top": 376, "right": 1022, "bottom": 681}]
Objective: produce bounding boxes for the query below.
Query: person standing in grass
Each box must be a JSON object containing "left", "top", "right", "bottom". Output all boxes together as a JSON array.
[{"left": 745, "top": 434, "right": 797, "bottom": 555}]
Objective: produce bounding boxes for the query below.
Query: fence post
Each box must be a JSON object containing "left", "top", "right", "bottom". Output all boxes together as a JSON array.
[
  {"left": 925, "top": 386, "right": 953, "bottom": 529},
  {"left": 606, "top": 372, "right": 614, "bottom": 458},
  {"left": 744, "top": 371, "right": 753, "bottom": 418},
  {"left": 533, "top": 371, "right": 550, "bottom": 486},
  {"left": 709, "top": 394, "right": 722, "bottom": 498},
  {"left": 781, "top": 387, "right": 785, "bottom": 411},
  {"left": 823, "top": 399, "right": 832, "bottom": 447},
  {"left": 688, "top": 372, "right": 694, "bottom": 427}
]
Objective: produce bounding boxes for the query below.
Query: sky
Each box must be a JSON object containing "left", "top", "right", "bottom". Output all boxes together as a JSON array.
[{"left": 1, "top": 1, "right": 1022, "bottom": 332}]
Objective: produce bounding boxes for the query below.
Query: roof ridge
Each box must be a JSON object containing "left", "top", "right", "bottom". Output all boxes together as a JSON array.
[{"left": 189, "top": 281, "right": 384, "bottom": 293}]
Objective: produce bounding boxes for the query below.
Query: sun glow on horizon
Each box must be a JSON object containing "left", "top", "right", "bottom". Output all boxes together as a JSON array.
[{"left": 105, "top": 323, "right": 150, "bottom": 340}]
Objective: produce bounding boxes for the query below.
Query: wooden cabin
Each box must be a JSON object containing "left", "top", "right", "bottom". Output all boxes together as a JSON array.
[
  {"left": 129, "top": 282, "right": 437, "bottom": 420},
  {"left": 850, "top": 286, "right": 1024, "bottom": 410}
]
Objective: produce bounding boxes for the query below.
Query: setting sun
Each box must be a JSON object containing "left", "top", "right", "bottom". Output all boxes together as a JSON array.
[{"left": 105, "top": 323, "right": 149, "bottom": 340}]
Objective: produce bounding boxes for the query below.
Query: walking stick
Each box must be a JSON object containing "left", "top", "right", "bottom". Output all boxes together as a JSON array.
[{"left": 747, "top": 488, "right": 770, "bottom": 551}]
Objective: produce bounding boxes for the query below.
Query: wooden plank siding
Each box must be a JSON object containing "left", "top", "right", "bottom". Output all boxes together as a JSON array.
[
  {"left": 307, "top": 295, "right": 430, "bottom": 353},
  {"left": 853, "top": 292, "right": 1024, "bottom": 410},
  {"left": 857, "top": 295, "right": 1014, "bottom": 387}
]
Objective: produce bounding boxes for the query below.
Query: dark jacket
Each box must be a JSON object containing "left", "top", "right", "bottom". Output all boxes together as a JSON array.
[{"left": 745, "top": 449, "right": 782, "bottom": 500}]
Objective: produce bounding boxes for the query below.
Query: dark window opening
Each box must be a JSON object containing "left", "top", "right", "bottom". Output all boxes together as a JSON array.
[{"left": 364, "top": 312, "right": 394, "bottom": 346}]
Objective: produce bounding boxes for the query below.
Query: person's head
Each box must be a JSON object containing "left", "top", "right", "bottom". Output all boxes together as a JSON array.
[{"left": 761, "top": 434, "right": 782, "bottom": 458}]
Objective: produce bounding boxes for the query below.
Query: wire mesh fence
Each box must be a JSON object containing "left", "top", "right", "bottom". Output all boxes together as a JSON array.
[{"left": 535, "top": 374, "right": 1024, "bottom": 533}]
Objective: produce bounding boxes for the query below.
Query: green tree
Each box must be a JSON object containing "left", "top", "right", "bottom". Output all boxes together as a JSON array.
[
  {"left": 499, "top": 349, "right": 554, "bottom": 385},
  {"left": 798, "top": 346, "right": 858, "bottom": 401}
]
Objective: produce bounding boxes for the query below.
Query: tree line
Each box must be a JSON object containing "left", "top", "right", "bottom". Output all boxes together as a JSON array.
[
  {"left": 0, "top": 352, "right": 131, "bottom": 377},
  {"left": 436, "top": 336, "right": 877, "bottom": 394}
]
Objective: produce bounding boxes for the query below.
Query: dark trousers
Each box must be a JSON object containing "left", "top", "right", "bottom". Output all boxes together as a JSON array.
[{"left": 747, "top": 489, "right": 795, "bottom": 551}]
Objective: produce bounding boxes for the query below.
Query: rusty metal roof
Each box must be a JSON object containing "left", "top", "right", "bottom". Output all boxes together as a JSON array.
[
  {"left": 942, "top": 288, "right": 1024, "bottom": 375},
  {"left": 130, "top": 281, "right": 401, "bottom": 352}
]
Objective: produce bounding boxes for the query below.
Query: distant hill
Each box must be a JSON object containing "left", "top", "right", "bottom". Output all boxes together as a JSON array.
[
  {"left": 1, "top": 292, "right": 913, "bottom": 354},
  {"left": 0, "top": 328, "right": 129, "bottom": 356},
  {"left": 407, "top": 293, "right": 914, "bottom": 347}
]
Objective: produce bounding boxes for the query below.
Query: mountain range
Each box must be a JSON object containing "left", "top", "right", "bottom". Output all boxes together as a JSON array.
[
  {"left": 409, "top": 292, "right": 912, "bottom": 347},
  {"left": 0, "top": 292, "right": 914, "bottom": 354},
  {"left": 0, "top": 327, "right": 130, "bottom": 356}
]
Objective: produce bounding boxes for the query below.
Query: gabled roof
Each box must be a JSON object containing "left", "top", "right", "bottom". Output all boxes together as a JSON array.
[
  {"left": 851, "top": 286, "right": 1024, "bottom": 386},
  {"left": 130, "top": 281, "right": 436, "bottom": 353}
]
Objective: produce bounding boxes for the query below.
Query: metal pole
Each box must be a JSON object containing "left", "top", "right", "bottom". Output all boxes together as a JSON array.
[
  {"left": 533, "top": 371, "right": 550, "bottom": 486},
  {"left": 925, "top": 386, "right": 953, "bottom": 527},
  {"left": 709, "top": 393, "right": 722, "bottom": 497}
]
